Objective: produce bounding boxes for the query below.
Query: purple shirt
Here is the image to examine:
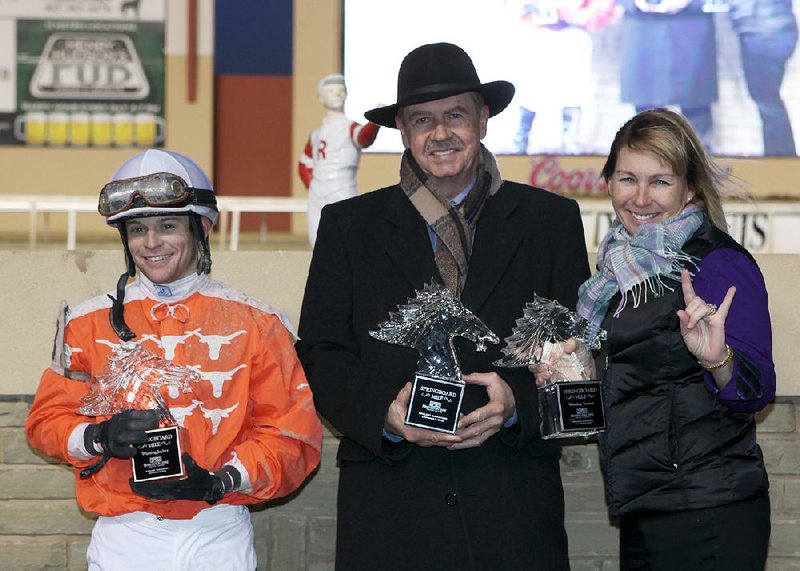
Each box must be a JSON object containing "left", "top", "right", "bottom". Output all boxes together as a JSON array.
[{"left": 692, "top": 247, "right": 776, "bottom": 412}]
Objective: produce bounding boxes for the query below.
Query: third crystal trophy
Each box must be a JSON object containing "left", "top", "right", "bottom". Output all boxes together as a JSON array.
[
  {"left": 495, "top": 295, "right": 605, "bottom": 439},
  {"left": 370, "top": 281, "right": 499, "bottom": 434}
]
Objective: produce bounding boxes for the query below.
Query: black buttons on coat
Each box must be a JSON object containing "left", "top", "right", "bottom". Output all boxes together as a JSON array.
[{"left": 445, "top": 493, "right": 458, "bottom": 506}]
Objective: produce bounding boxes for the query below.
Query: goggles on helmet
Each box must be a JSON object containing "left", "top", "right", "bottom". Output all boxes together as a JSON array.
[{"left": 98, "top": 172, "right": 216, "bottom": 218}]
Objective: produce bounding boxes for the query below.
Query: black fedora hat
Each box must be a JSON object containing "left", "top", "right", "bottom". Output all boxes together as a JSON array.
[{"left": 364, "top": 42, "right": 515, "bottom": 129}]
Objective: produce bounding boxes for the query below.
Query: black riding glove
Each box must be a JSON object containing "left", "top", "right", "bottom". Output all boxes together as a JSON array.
[
  {"left": 83, "top": 409, "right": 160, "bottom": 459},
  {"left": 129, "top": 452, "right": 242, "bottom": 505}
]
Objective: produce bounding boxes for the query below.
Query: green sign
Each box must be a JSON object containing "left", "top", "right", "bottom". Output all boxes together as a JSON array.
[{"left": 5, "top": 15, "right": 165, "bottom": 147}]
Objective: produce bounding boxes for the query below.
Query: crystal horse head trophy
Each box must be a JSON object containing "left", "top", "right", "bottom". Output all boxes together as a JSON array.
[
  {"left": 370, "top": 281, "right": 499, "bottom": 433},
  {"left": 79, "top": 342, "right": 199, "bottom": 481},
  {"left": 495, "top": 295, "right": 606, "bottom": 439}
]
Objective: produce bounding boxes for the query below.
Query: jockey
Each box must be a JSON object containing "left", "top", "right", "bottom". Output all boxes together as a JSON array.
[{"left": 26, "top": 149, "right": 322, "bottom": 569}]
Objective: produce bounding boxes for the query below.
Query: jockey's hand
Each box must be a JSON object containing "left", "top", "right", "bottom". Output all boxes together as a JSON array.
[
  {"left": 130, "top": 453, "right": 241, "bottom": 505},
  {"left": 83, "top": 409, "right": 159, "bottom": 459}
]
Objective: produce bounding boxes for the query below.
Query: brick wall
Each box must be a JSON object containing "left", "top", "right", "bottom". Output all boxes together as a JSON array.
[{"left": 3, "top": 395, "right": 797, "bottom": 570}]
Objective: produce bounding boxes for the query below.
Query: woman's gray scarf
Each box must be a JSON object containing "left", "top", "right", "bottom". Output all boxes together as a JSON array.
[{"left": 577, "top": 204, "right": 704, "bottom": 343}]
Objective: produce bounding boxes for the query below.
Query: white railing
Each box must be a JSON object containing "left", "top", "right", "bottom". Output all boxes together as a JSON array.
[
  {"left": 0, "top": 195, "right": 308, "bottom": 251},
  {"left": 3, "top": 194, "right": 800, "bottom": 254},
  {"left": 215, "top": 196, "right": 307, "bottom": 251},
  {"left": 0, "top": 195, "right": 97, "bottom": 250}
]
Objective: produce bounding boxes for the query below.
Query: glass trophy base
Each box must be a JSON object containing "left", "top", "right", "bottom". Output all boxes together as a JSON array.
[
  {"left": 405, "top": 374, "right": 465, "bottom": 434},
  {"left": 132, "top": 425, "right": 185, "bottom": 482},
  {"left": 539, "top": 380, "right": 605, "bottom": 440}
]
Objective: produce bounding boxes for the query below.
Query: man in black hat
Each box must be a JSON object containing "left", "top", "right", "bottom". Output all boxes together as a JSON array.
[{"left": 297, "top": 42, "right": 589, "bottom": 570}]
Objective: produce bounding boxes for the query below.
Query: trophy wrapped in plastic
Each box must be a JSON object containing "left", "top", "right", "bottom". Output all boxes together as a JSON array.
[
  {"left": 494, "top": 295, "right": 605, "bottom": 439},
  {"left": 79, "top": 342, "right": 200, "bottom": 481},
  {"left": 369, "top": 281, "right": 499, "bottom": 434}
]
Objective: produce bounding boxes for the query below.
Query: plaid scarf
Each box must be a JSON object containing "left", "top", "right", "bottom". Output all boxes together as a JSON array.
[
  {"left": 577, "top": 204, "right": 704, "bottom": 343},
  {"left": 400, "top": 144, "right": 502, "bottom": 297}
]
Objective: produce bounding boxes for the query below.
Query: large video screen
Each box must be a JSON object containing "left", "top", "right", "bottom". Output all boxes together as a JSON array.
[{"left": 343, "top": 0, "right": 800, "bottom": 157}]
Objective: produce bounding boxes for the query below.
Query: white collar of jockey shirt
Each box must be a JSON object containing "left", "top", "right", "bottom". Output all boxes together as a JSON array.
[{"left": 138, "top": 271, "right": 208, "bottom": 303}]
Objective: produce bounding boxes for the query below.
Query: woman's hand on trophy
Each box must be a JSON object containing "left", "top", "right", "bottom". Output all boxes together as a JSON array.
[
  {"left": 530, "top": 362, "right": 552, "bottom": 387},
  {"left": 565, "top": 338, "right": 596, "bottom": 380},
  {"left": 528, "top": 339, "right": 595, "bottom": 385},
  {"left": 448, "top": 372, "right": 516, "bottom": 450},
  {"left": 384, "top": 382, "right": 461, "bottom": 448}
]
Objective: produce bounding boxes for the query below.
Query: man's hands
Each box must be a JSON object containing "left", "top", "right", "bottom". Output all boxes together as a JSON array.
[
  {"left": 130, "top": 453, "right": 241, "bottom": 505},
  {"left": 383, "top": 372, "right": 517, "bottom": 451},
  {"left": 450, "top": 372, "right": 516, "bottom": 450},
  {"left": 84, "top": 409, "right": 159, "bottom": 458}
]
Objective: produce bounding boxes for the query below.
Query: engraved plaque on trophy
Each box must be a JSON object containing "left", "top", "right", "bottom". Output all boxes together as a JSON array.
[
  {"left": 370, "top": 282, "right": 499, "bottom": 434},
  {"left": 495, "top": 295, "right": 605, "bottom": 439},
  {"left": 534, "top": 341, "right": 606, "bottom": 439},
  {"left": 132, "top": 425, "right": 185, "bottom": 482},
  {"left": 405, "top": 374, "right": 468, "bottom": 434}
]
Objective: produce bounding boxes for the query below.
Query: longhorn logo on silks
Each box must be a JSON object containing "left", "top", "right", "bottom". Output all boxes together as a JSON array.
[{"left": 29, "top": 33, "right": 150, "bottom": 100}]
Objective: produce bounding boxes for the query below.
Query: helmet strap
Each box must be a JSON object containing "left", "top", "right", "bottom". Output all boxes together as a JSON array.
[
  {"left": 107, "top": 271, "right": 135, "bottom": 342},
  {"left": 116, "top": 225, "right": 137, "bottom": 278},
  {"left": 107, "top": 225, "right": 136, "bottom": 341}
]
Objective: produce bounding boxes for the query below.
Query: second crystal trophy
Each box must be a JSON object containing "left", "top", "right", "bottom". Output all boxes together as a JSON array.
[
  {"left": 495, "top": 295, "right": 605, "bottom": 439},
  {"left": 370, "top": 282, "right": 499, "bottom": 434}
]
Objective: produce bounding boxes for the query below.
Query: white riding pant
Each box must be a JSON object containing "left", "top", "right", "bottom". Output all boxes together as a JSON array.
[{"left": 86, "top": 503, "right": 256, "bottom": 571}]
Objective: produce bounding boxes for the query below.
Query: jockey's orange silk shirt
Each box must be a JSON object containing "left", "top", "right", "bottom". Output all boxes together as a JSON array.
[{"left": 26, "top": 273, "right": 322, "bottom": 519}]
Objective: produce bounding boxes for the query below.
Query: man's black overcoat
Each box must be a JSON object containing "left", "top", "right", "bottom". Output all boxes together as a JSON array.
[{"left": 297, "top": 181, "right": 590, "bottom": 570}]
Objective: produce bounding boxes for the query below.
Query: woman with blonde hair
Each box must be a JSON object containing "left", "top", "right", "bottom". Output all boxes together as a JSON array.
[{"left": 582, "top": 108, "right": 774, "bottom": 569}]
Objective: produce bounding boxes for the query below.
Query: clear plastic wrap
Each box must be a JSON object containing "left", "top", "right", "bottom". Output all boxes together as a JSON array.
[{"left": 494, "top": 294, "right": 603, "bottom": 375}]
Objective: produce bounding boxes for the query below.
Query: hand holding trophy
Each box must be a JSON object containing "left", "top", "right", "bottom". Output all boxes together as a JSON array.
[
  {"left": 78, "top": 342, "right": 199, "bottom": 481},
  {"left": 495, "top": 295, "right": 605, "bottom": 439}
]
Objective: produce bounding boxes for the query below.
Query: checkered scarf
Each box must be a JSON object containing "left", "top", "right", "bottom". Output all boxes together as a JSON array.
[
  {"left": 400, "top": 144, "right": 502, "bottom": 297},
  {"left": 577, "top": 204, "right": 704, "bottom": 343}
]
